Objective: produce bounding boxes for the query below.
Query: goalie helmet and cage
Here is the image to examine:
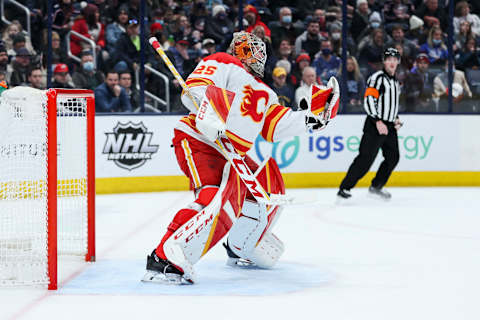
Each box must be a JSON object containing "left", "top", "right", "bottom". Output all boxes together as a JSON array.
[
  {"left": 0, "top": 87, "right": 95, "bottom": 290},
  {"left": 229, "top": 31, "right": 267, "bottom": 78}
]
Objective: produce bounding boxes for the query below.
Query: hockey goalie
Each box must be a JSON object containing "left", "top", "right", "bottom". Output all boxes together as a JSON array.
[{"left": 143, "top": 31, "right": 340, "bottom": 284}]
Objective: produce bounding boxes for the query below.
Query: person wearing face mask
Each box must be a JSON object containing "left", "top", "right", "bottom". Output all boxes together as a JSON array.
[
  {"left": 72, "top": 51, "right": 105, "bottom": 90},
  {"left": 313, "top": 39, "right": 341, "bottom": 85},
  {"left": 269, "top": 7, "right": 304, "bottom": 51},
  {"left": 204, "top": 5, "right": 234, "bottom": 49},
  {"left": 356, "top": 11, "right": 384, "bottom": 49},
  {"left": 419, "top": 26, "right": 448, "bottom": 66}
]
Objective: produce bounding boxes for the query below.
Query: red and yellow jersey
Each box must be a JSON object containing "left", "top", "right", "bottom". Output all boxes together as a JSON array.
[{"left": 177, "top": 52, "right": 306, "bottom": 156}]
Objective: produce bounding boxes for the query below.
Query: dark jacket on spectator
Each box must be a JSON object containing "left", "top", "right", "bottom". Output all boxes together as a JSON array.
[
  {"left": 72, "top": 68, "right": 105, "bottom": 90},
  {"left": 9, "top": 62, "right": 29, "bottom": 87},
  {"left": 51, "top": 79, "right": 74, "bottom": 89},
  {"left": 112, "top": 33, "right": 140, "bottom": 72},
  {"left": 269, "top": 20, "right": 304, "bottom": 51},
  {"left": 272, "top": 82, "right": 295, "bottom": 110},
  {"left": 94, "top": 82, "right": 132, "bottom": 112},
  {"left": 204, "top": 17, "right": 233, "bottom": 49}
]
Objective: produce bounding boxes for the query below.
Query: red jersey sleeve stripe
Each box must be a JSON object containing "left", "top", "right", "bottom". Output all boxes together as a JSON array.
[
  {"left": 180, "top": 114, "right": 201, "bottom": 134},
  {"left": 205, "top": 85, "right": 234, "bottom": 123},
  {"left": 185, "top": 77, "right": 215, "bottom": 88},
  {"left": 261, "top": 104, "right": 289, "bottom": 142},
  {"left": 225, "top": 130, "right": 253, "bottom": 156}
]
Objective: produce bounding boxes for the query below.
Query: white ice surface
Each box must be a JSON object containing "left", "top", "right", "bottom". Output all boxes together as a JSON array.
[{"left": 1, "top": 187, "right": 480, "bottom": 320}]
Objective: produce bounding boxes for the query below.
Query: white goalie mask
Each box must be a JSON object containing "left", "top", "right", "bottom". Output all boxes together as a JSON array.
[{"left": 229, "top": 31, "right": 267, "bottom": 78}]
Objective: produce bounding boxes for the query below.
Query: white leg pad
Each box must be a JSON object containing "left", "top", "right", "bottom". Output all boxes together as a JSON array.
[
  {"left": 227, "top": 201, "right": 285, "bottom": 268},
  {"left": 248, "top": 232, "right": 284, "bottom": 268},
  {"left": 227, "top": 200, "right": 268, "bottom": 259}
]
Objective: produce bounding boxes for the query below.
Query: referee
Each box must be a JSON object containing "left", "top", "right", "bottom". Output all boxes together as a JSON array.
[{"left": 338, "top": 48, "right": 402, "bottom": 200}]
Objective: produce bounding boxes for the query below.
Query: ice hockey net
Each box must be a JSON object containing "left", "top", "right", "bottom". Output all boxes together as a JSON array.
[{"left": 0, "top": 87, "right": 95, "bottom": 290}]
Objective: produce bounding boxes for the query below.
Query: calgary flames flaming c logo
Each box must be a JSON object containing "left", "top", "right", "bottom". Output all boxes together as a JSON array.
[{"left": 240, "top": 85, "right": 268, "bottom": 122}]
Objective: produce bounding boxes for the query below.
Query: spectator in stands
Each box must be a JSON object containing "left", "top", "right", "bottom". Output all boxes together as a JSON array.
[
  {"left": 456, "top": 37, "right": 480, "bottom": 70},
  {"left": 340, "top": 56, "right": 365, "bottom": 112},
  {"left": 393, "top": 44, "right": 409, "bottom": 96},
  {"left": 168, "top": 35, "right": 196, "bottom": 78},
  {"left": 94, "top": 70, "right": 132, "bottom": 112},
  {"left": 52, "top": 0, "right": 80, "bottom": 38},
  {"left": 359, "top": 28, "right": 386, "bottom": 74},
  {"left": 41, "top": 31, "right": 68, "bottom": 68},
  {"left": 404, "top": 53, "right": 435, "bottom": 112},
  {"left": 70, "top": 4, "right": 106, "bottom": 58},
  {"left": 0, "top": 45, "right": 8, "bottom": 79},
  {"left": 313, "top": 39, "right": 341, "bottom": 85},
  {"left": 295, "top": 66, "right": 319, "bottom": 107},
  {"left": 295, "top": 0, "right": 330, "bottom": 21},
  {"left": 72, "top": 51, "right": 104, "bottom": 90},
  {"left": 351, "top": 0, "right": 371, "bottom": 42},
  {"left": 112, "top": 19, "right": 141, "bottom": 73},
  {"left": 201, "top": 38, "right": 216, "bottom": 56},
  {"left": 406, "top": 15, "right": 427, "bottom": 47},
  {"left": 118, "top": 70, "right": 139, "bottom": 111},
  {"left": 51, "top": 63, "right": 74, "bottom": 89},
  {"left": 386, "top": 24, "right": 417, "bottom": 67},
  {"left": 454, "top": 20, "right": 475, "bottom": 51},
  {"left": 419, "top": 26, "right": 448, "bottom": 66},
  {"left": 9, "top": 48, "right": 31, "bottom": 87},
  {"left": 291, "top": 53, "right": 311, "bottom": 88},
  {"left": 383, "top": 0, "right": 415, "bottom": 30},
  {"left": 433, "top": 61, "right": 472, "bottom": 112},
  {"left": 244, "top": 5, "right": 271, "bottom": 38},
  {"left": 454, "top": 1, "right": 480, "bottom": 37},
  {"left": 276, "top": 39, "right": 295, "bottom": 64},
  {"left": 204, "top": 5, "right": 233, "bottom": 50},
  {"left": 105, "top": 5, "right": 129, "bottom": 55},
  {"left": 268, "top": 7, "right": 303, "bottom": 50},
  {"left": 415, "top": 0, "right": 446, "bottom": 29},
  {"left": 294, "top": 19, "right": 323, "bottom": 60},
  {"left": 26, "top": 66, "right": 45, "bottom": 90},
  {"left": 1, "top": 21, "right": 35, "bottom": 55},
  {"left": 8, "top": 34, "right": 27, "bottom": 58},
  {"left": 357, "top": 11, "right": 384, "bottom": 49},
  {"left": 271, "top": 67, "right": 295, "bottom": 109}
]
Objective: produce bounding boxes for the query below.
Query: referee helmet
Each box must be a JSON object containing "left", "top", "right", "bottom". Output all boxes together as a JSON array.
[{"left": 383, "top": 47, "right": 401, "bottom": 62}]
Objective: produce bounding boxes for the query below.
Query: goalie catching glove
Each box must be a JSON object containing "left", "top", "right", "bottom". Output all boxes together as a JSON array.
[{"left": 300, "top": 76, "right": 340, "bottom": 132}]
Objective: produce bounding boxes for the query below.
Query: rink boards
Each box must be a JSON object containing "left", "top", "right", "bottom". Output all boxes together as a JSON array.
[{"left": 94, "top": 114, "right": 480, "bottom": 193}]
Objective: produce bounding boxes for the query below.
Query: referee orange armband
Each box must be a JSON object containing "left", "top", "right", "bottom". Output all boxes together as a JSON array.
[{"left": 364, "top": 87, "right": 379, "bottom": 99}]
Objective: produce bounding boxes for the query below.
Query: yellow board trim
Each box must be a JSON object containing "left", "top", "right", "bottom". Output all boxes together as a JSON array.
[{"left": 95, "top": 171, "right": 480, "bottom": 194}]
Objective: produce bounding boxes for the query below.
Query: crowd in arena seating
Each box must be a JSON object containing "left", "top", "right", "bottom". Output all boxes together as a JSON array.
[{"left": 0, "top": 0, "right": 479, "bottom": 113}]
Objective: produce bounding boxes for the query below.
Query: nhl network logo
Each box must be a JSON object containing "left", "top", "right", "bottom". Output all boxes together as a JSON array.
[{"left": 103, "top": 121, "right": 159, "bottom": 170}]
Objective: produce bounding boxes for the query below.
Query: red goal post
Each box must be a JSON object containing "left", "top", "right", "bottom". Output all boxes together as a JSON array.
[{"left": 0, "top": 88, "right": 95, "bottom": 290}]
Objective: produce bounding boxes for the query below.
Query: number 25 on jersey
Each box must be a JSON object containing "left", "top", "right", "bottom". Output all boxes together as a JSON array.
[{"left": 192, "top": 65, "right": 217, "bottom": 75}]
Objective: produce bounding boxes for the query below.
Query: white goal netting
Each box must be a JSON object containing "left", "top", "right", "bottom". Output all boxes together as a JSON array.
[{"left": 0, "top": 87, "right": 90, "bottom": 287}]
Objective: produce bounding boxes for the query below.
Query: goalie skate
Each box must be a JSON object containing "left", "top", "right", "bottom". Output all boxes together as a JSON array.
[
  {"left": 223, "top": 243, "right": 257, "bottom": 268},
  {"left": 141, "top": 250, "right": 194, "bottom": 285}
]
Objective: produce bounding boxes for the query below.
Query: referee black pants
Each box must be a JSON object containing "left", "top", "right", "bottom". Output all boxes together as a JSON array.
[{"left": 339, "top": 117, "right": 399, "bottom": 190}]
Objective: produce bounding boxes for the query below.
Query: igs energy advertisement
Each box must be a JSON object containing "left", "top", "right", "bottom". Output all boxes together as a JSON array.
[{"left": 95, "top": 115, "right": 480, "bottom": 178}]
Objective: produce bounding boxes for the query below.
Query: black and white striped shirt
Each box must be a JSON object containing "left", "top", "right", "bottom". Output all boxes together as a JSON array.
[{"left": 364, "top": 69, "right": 400, "bottom": 123}]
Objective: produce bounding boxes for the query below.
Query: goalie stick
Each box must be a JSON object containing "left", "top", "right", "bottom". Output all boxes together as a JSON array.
[{"left": 149, "top": 37, "right": 282, "bottom": 205}]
